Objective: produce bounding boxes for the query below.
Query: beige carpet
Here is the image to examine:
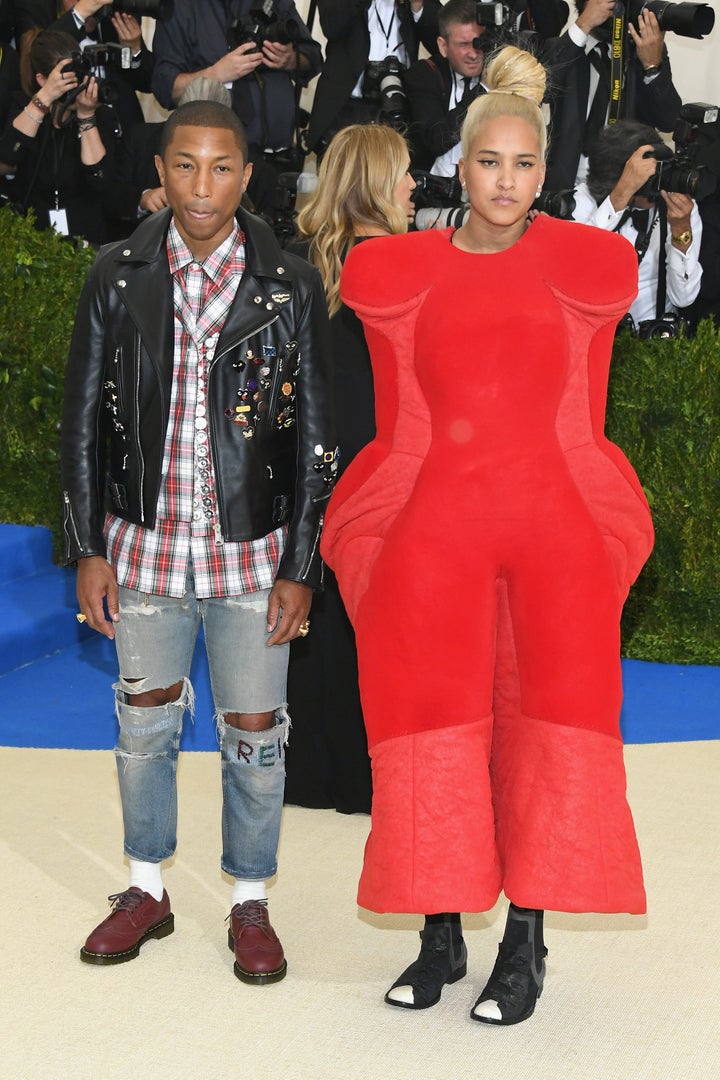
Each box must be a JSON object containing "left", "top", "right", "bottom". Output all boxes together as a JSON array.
[{"left": 1, "top": 742, "right": 718, "bottom": 1080}]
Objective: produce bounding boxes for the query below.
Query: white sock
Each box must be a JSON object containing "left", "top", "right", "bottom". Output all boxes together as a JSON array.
[
  {"left": 129, "top": 858, "right": 164, "bottom": 901},
  {"left": 231, "top": 878, "right": 267, "bottom": 908}
]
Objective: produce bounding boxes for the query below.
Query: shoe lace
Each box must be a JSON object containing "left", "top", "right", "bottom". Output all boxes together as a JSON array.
[
  {"left": 107, "top": 890, "right": 145, "bottom": 913},
  {"left": 226, "top": 899, "right": 270, "bottom": 931}
]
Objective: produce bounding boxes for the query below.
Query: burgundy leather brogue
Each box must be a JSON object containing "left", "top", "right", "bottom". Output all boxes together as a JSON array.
[
  {"left": 227, "top": 899, "right": 287, "bottom": 984},
  {"left": 80, "top": 888, "right": 174, "bottom": 965}
]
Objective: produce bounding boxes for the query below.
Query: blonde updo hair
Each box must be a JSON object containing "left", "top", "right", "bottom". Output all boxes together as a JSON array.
[
  {"left": 461, "top": 46, "right": 548, "bottom": 160},
  {"left": 297, "top": 124, "right": 411, "bottom": 317}
]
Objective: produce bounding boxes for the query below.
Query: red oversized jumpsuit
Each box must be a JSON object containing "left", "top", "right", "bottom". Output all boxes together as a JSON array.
[{"left": 321, "top": 217, "right": 654, "bottom": 916}]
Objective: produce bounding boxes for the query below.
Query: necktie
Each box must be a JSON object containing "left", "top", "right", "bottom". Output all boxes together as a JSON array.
[{"left": 583, "top": 44, "right": 611, "bottom": 155}]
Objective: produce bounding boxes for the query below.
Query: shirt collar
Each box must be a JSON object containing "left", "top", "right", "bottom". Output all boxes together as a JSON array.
[{"left": 166, "top": 220, "right": 245, "bottom": 284}]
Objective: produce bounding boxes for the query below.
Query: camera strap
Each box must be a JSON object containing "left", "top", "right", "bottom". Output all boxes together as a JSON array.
[
  {"left": 616, "top": 203, "right": 668, "bottom": 319},
  {"left": 608, "top": 4, "right": 626, "bottom": 125}
]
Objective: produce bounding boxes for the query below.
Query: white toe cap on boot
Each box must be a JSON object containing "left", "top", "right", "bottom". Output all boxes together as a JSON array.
[{"left": 471, "top": 998, "right": 503, "bottom": 1021}]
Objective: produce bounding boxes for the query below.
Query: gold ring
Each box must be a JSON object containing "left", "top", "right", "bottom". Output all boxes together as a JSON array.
[
  {"left": 76, "top": 613, "right": 87, "bottom": 623},
  {"left": 297, "top": 621, "right": 310, "bottom": 637}
]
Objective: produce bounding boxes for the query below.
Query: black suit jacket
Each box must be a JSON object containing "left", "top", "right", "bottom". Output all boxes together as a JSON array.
[
  {"left": 306, "top": 0, "right": 441, "bottom": 150},
  {"left": 544, "top": 31, "right": 682, "bottom": 191},
  {"left": 405, "top": 52, "right": 483, "bottom": 171}
]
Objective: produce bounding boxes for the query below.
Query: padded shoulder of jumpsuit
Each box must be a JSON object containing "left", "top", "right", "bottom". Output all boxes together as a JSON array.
[
  {"left": 339, "top": 228, "right": 452, "bottom": 318},
  {"left": 523, "top": 215, "right": 639, "bottom": 316}
]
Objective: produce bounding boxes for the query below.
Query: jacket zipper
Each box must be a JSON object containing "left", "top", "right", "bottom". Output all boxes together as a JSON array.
[
  {"left": 62, "top": 490, "right": 83, "bottom": 555},
  {"left": 134, "top": 330, "right": 145, "bottom": 522},
  {"left": 210, "top": 314, "right": 280, "bottom": 369}
]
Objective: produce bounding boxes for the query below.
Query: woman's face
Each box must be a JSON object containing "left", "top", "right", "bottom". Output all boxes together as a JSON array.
[
  {"left": 459, "top": 114, "right": 545, "bottom": 229},
  {"left": 393, "top": 156, "right": 417, "bottom": 224}
]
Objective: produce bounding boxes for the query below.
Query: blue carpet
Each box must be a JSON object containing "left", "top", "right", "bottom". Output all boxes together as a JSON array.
[{"left": 1, "top": 524, "right": 719, "bottom": 750}]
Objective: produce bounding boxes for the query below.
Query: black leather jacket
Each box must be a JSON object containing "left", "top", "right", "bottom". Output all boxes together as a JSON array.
[{"left": 60, "top": 207, "right": 336, "bottom": 587}]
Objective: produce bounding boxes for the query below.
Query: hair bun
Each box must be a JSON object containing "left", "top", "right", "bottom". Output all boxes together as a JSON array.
[{"left": 484, "top": 45, "right": 546, "bottom": 106}]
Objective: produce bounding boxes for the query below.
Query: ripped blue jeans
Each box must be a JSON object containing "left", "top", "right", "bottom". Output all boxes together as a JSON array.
[{"left": 113, "top": 583, "right": 289, "bottom": 880}]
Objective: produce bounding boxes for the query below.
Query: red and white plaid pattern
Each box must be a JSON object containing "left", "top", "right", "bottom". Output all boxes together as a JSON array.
[{"left": 105, "top": 222, "right": 285, "bottom": 598}]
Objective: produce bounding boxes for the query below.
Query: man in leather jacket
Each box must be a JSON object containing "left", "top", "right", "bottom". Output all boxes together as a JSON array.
[{"left": 60, "top": 100, "right": 335, "bottom": 980}]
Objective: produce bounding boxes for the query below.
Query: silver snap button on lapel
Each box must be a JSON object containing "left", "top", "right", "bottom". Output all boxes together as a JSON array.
[
  {"left": 254, "top": 296, "right": 262, "bottom": 304},
  {"left": 117, "top": 280, "right": 126, "bottom": 288},
  {"left": 122, "top": 249, "right": 131, "bottom": 256}
]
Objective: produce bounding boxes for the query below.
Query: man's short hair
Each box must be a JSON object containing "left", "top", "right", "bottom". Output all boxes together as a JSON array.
[
  {"left": 587, "top": 120, "right": 661, "bottom": 204},
  {"left": 159, "top": 101, "right": 249, "bottom": 163},
  {"left": 439, "top": 0, "right": 480, "bottom": 38}
]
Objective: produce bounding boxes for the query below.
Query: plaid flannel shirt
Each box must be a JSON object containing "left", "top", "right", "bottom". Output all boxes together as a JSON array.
[{"left": 105, "top": 221, "right": 285, "bottom": 598}]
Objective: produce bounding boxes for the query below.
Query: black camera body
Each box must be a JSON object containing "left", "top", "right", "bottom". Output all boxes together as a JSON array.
[
  {"left": 228, "top": 1, "right": 303, "bottom": 51},
  {"left": 639, "top": 102, "right": 719, "bottom": 201},
  {"left": 362, "top": 56, "right": 407, "bottom": 127},
  {"left": 60, "top": 42, "right": 132, "bottom": 105},
  {"left": 64, "top": 42, "right": 132, "bottom": 76}
]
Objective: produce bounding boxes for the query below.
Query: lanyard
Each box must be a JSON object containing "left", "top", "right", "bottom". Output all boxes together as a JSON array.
[{"left": 373, "top": 1, "right": 397, "bottom": 51}]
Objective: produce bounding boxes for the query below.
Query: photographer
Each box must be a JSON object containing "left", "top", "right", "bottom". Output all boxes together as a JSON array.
[
  {"left": 305, "top": 0, "right": 442, "bottom": 156},
  {"left": 404, "top": 0, "right": 486, "bottom": 174},
  {"left": 151, "top": 0, "right": 322, "bottom": 161},
  {"left": 0, "top": 28, "right": 116, "bottom": 243},
  {"left": 48, "top": 1, "right": 154, "bottom": 135},
  {"left": 545, "top": 1, "right": 682, "bottom": 190},
  {"left": 570, "top": 119, "right": 702, "bottom": 328}
]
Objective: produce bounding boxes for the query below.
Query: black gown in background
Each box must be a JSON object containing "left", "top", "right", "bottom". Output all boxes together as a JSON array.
[{"left": 285, "top": 238, "right": 375, "bottom": 814}]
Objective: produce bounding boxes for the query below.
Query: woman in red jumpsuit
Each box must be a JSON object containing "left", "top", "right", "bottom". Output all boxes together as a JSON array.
[{"left": 320, "top": 46, "right": 654, "bottom": 1025}]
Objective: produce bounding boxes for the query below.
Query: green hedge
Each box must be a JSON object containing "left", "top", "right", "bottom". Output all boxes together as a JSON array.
[
  {"left": 606, "top": 321, "right": 720, "bottom": 664},
  {"left": 1, "top": 205, "right": 718, "bottom": 662},
  {"left": 0, "top": 206, "right": 95, "bottom": 540}
]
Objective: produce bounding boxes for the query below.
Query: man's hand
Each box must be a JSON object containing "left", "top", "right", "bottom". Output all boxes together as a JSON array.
[
  {"left": 265, "top": 579, "right": 312, "bottom": 646},
  {"left": 628, "top": 9, "right": 664, "bottom": 70},
  {"left": 609, "top": 143, "right": 658, "bottom": 211},
  {"left": 71, "top": 0, "right": 108, "bottom": 17},
  {"left": 262, "top": 40, "right": 298, "bottom": 71},
  {"left": 111, "top": 13, "right": 143, "bottom": 53},
  {"left": 211, "top": 42, "right": 264, "bottom": 83},
  {"left": 576, "top": 0, "right": 616, "bottom": 35},
  {"left": 76, "top": 556, "right": 120, "bottom": 640},
  {"left": 662, "top": 190, "right": 693, "bottom": 234},
  {"left": 140, "top": 186, "right": 168, "bottom": 213}
]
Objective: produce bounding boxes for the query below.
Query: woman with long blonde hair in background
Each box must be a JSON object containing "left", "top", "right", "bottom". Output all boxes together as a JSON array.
[{"left": 283, "top": 124, "right": 415, "bottom": 816}]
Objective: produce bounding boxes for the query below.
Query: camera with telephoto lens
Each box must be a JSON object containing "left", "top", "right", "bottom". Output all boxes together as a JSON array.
[
  {"left": 532, "top": 188, "right": 576, "bottom": 219},
  {"left": 362, "top": 56, "right": 407, "bottom": 127},
  {"left": 626, "top": 1, "right": 714, "bottom": 39},
  {"left": 228, "top": 0, "right": 304, "bottom": 51},
  {"left": 411, "top": 171, "right": 464, "bottom": 207},
  {"left": 638, "top": 102, "right": 719, "bottom": 202},
  {"left": 410, "top": 171, "right": 468, "bottom": 230},
  {"left": 97, "top": 0, "right": 173, "bottom": 18}
]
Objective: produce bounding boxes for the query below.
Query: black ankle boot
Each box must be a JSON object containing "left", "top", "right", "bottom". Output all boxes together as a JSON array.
[
  {"left": 471, "top": 906, "right": 547, "bottom": 1026},
  {"left": 385, "top": 914, "right": 467, "bottom": 1010}
]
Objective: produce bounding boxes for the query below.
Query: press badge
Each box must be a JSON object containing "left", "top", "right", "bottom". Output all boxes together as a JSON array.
[{"left": 49, "top": 208, "right": 69, "bottom": 236}]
